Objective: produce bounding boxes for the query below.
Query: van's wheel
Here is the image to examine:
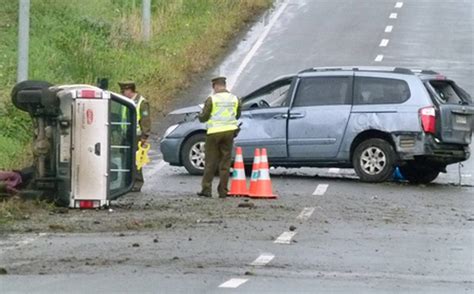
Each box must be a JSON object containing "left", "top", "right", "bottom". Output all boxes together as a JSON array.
[
  {"left": 181, "top": 133, "right": 206, "bottom": 175},
  {"left": 399, "top": 163, "right": 440, "bottom": 184},
  {"left": 353, "top": 138, "right": 396, "bottom": 183}
]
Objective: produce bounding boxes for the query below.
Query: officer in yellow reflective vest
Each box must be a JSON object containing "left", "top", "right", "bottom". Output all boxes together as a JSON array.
[
  {"left": 119, "top": 81, "right": 151, "bottom": 192},
  {"left": 197, "top": 77, "right": 241, "bottom": 198}
]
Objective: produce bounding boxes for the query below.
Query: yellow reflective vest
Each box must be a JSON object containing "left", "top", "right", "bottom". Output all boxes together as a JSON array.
[
  {"left": 121, "top": 95, "right": 146, "bottom": 135},
  {"left": 207, "top": 92, "right": 239, "bottom": 135}
]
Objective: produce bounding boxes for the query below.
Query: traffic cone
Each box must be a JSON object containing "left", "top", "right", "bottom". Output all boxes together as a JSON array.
[
  {"left": 228, "top": 147, "right": 249, "bottom": 197},
  {"left": 249, "top": 148, "right": 277, "bottom": 199},
  {"left": 248, "top": 148, "right": 261, "bottom": 196}
]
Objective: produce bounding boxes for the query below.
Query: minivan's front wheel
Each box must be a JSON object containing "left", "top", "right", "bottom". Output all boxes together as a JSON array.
[
  {"left": 353, "top": 138, "right": 396, "bottom": 183},
  {"left": 181, "top": 133, "right": 206, "bottom": 175},
  {"left": 399, "top": 163, "right": 440, "bottom": 184}
]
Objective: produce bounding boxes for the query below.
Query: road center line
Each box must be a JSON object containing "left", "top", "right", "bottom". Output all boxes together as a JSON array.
[
  {"left": 374, "top": 55, "right": 384, "bottom": 62},
  {"left": 227, "top": 1, "right": 289, "bottom": 90},
  {"left": 313, "top": 184, "right": 329, "bottom": 196},
  {"left": 389, "top": 13, "right": 398, "bottom": 19},
  {"left": 274, "top": 231, "right": 297, "bottom": 244},
  {"left": 385, "top": 25, "right": 393, "bottom": 33},
  {"left": 379, "top": 39, "right": 389, "bottom": 47},
  {"left": 250, "top": 253, "right": 275, "bottom": 266},
  {"left": 297, "top": 207, "right": 315, "bottom": 220},
  {"left": 395, "top": 2, "right": 404, "bottom": 8},
  {"left": 219, "top": 278, "right": 249, "bottom": 288}
]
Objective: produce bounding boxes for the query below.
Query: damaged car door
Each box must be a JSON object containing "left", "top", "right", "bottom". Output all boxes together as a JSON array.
[{"left": 236, "top": 77, "right": 294, "bottom": 160}]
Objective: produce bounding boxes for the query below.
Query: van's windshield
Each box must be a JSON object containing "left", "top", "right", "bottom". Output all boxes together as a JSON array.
[{"left": 427, "top": 80, "right": 471, "bottom": 105}]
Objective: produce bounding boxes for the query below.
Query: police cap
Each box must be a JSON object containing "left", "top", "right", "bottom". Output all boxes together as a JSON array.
[
  {"left": 118, "top": 81, "right": 136, "bottom": 91},
  {"left": 211, "top": 76, "right": 226, "bottom": 85}
]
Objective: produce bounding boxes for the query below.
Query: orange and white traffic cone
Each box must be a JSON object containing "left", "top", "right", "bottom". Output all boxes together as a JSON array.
[
  {"left": 248, "top": 148, "right": 261, "bottom": 196},
  {"left": 228, "top": 147, "right": 249, "bottom": 197},
  {"left": 249, "top": 148, "right": 277, "bottom": 199}
]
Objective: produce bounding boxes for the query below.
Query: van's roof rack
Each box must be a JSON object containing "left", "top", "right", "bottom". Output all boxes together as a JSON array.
[{"left": 299, "top": 66, "right": 439, "bottom": 75}]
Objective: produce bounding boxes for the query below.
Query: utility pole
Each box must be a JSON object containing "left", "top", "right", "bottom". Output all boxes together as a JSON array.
[
  {"left": 17, "top": 0, "right": 30, "bottom": 82},
  {"left": 142, "top": 0, "right": 151, "bottom": 42}
]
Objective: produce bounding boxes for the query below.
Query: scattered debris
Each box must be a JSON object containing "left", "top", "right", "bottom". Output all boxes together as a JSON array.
[
  {"left": 172, "top": 256, "right": 179, "bottom": 260},
  {"left": 118, "top": 233, "right": 126, "bottom": 237},
  {"left": 289, "top": 225, "right": 297, "bottom": 231},
  {"left": 197, "top": 264, "right": 204, "bottom": 269},
  {"left": 196, "top": 219, "right": 223, "bottom": 224},
  {"left": 238, "top": 202, "right": 255, "bottom": 209},
  {"left": 188, "top": 237, "right": 193, "bottom": 241},
  {"left": 132, "top": 243, "right": 140, "bottom": 247},
  {"left": 93, "top": 221, "right": 101, "bottom": 225},
  {"left": 153, "top": 238, "right": 159, "bottom": 243},
  {"left": 48, "top": 224, "right": 66, "bottom": 231},
  {"left": 244, "top": 271, "right": 255, "bottom": 276},
  {"left": 0, "top": 268, "right": 7, "bottom": 275}
]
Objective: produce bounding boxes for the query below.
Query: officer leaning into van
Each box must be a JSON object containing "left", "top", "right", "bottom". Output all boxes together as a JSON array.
[
  {"left": 118, "top": 81, "right": 151, "bottom": 192},
  {"left": 197, "top": 76, "right": 241, "bottom": 199}
]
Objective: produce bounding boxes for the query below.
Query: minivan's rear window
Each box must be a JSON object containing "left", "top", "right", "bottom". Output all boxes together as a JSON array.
[
  {"left": 428, "top": 80, "right": 471, "bottom": 105},
  {"left": 354, "top": 77, "right": 411, "bottom": 105}
]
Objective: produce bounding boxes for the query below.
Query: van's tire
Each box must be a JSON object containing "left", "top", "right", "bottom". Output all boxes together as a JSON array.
[
  {"left": 181, "top": 133, "right": 206, "bottom": 175},
  {"left": 399, "top": 164, "right": 440, "bottom": 184},
  {"left": 353, "top": 138, "right": 396, "bottom": 183},
  {"left": 11, "top": 80, "right": 53, "bottom": 112}
]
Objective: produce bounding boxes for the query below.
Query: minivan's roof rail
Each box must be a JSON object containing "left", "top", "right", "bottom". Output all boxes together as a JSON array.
[{"left": 299, "top": 66, "right": 439, "bottom": 75}]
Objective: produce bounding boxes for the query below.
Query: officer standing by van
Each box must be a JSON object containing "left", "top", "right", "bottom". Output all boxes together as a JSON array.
[
  {"left": 118, "top": 81, "right": 151, "bottom": 192},
  {"left": 197, "top": 77, "right": 241, "bottom": 198}
]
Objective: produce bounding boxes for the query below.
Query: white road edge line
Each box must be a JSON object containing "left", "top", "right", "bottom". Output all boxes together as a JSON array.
[
  {"left": 395, "top": 2, "right": 404, "bottom": 8},
  {"left": 379, "top": 39, "right": 389, "bottom": 47},
  {"left": 385, "top": 25, "right": 393, "bottom": 33},
  {"left": 219, "top": 278, "right": 249, "bottom": 288},
  {"left": 297, "top": 207, "right": 315, "bottom": 220},
  {"left": 250, "top": 253, "right": 275, "bottom": 266},
  {"left": 374, "top": 55, "right": 384, "bottom": 62},
  {"left": 389, "top": 13, "right": 398, "bottom": 19},
  {"left": 328, "top": 168, "right": 340, "bottom": 174},
  {"left": 274, "top": 231, "right": 297, "bottom": 244},
  {"left": 227, "top": 1, "right": 290, "bottom": 90},
  {"left": 313, "top": 184, "right": 329, "bottom": 196}
]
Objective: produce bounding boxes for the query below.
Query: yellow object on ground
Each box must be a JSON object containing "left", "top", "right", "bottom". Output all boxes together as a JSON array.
[{"left": 136, "top": 143, "right": 151, "bottom": 170}]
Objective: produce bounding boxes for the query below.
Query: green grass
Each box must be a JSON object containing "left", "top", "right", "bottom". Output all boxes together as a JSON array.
[{"left": 0, "top": 0, "right": 272, "bottom": 169}]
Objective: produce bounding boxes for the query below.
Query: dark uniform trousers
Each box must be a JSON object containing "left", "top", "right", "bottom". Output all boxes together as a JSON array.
[{"left": 201, "top": 130, "right": 235, "bottom": 197}]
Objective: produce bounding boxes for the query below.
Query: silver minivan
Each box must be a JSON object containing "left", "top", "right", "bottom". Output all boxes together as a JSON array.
[{"left": 161, "top": 67, "right": 473, "bottom": 183}]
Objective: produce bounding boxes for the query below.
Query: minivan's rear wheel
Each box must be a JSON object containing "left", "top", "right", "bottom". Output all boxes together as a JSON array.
[
  {"left": 181, "top": 133, "right": 206, "bottom": 175},
  {"left": 353, "top": 138, "right": 396, "bottom": 183},
  {"left": 399, "top": 163, "right": 440, "bottom": 184}
]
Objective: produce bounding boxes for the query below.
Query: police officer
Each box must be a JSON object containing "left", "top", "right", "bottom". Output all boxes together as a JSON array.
[
  {"left": 197, "top": 77, "right": 241, "bottom": 198},
  {"left": 118, "top": 81, "right": 151, "bottom": 192}
]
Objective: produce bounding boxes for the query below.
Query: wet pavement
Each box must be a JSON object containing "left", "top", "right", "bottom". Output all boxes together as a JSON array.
[{"left": 1, "top": 0, "right": 473, "bottom": 293}]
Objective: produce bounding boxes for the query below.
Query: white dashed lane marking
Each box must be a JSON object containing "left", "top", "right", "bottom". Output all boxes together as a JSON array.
[
  {"left": 385, "top": 25, "right": 393, "bottom": 33},
  {"left": 297, "top": 207, "right": 315, "bottom": 220},
  {"left": 389, "top": 13, "right": 398, "bottom": 19},
  {"left": 250, "top": 253, "right": 275, "bottom": 266},
  {"left": 374, "top": 55, "right": 384, "bottom": 62},
  {"left": 219, "top": 278, "right": 249, "bottom": 288},
  {"left": 313, "top": 184, "right": 329, "bottom": 196},
  {"left": 395, "top": 2, "right": 404, "bottom": 8},
  {"left": 379, "top": 39, "right": 389, "bottom": 47},
  {"left": 274, "top": 231, "right": 297, "bottom": 244}
]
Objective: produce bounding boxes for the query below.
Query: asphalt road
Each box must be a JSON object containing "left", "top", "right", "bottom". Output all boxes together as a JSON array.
[{"left": 1, "top": 0, "right": 473, "bottom": 293}]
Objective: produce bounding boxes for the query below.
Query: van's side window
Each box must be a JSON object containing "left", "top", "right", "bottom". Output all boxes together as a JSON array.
[
  {"left": 354, "top": 77, "right": 410, "bottom": 105},
  {"left": 293, "top": 77, "right": 351, "bottom": 107}
]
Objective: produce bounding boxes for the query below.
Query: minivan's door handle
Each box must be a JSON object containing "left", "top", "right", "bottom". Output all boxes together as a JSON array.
[
  {"left": 289, "top": 112, "right": 305, "bottom": 119},
  {"left": 95, "top": 143, "right": 101, "bottom": 156},
  {"left": 273, "top": 114, "right": 288, "bottom": 119}
]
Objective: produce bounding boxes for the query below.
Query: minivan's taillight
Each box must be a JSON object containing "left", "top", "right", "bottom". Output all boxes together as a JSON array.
[
  {"left": 77, "top": 89, "right": 102, "bottom": 99},
  {"left": 419, "top": 106, "right": 436, "bottom": 134}
]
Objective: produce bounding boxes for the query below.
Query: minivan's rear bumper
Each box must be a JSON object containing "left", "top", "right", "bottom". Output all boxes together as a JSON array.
[{"left": 393, "top": 132, "right": 470, "bottom": 165}]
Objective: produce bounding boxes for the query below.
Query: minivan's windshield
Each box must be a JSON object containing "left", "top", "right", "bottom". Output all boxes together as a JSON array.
[{"left": 428, "top": 80, "right": 471, "bottom": 105}]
